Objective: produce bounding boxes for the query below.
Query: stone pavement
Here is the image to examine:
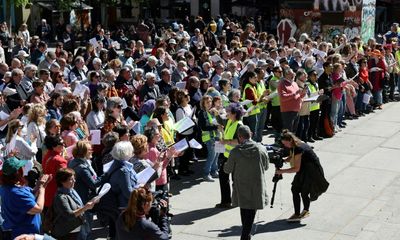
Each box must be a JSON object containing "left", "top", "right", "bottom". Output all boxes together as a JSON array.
[{"left": 169, "top": 101, "right": 400, "bottom": 240}]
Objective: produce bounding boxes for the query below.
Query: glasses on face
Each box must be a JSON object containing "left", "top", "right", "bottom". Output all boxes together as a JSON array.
[
  {"left": 94, "top": 75, "right": 100, "bottom": 78},
  {"left": 117, "top": 105, "right": 123, "bottom": 109}
]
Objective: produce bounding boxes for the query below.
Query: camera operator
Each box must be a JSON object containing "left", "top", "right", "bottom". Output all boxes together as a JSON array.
[
  {"left": 275, "top": 130, "right": 329, "bottom": 222},
  {"left": 224, "top": 125, "right": 269, "bottom": 240},
  {"left": 116, "top": 187, "right": 169, "bottom": 240}
]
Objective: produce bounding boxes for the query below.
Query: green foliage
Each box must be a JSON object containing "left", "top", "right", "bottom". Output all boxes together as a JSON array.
[{"left": 14, "top": 0, "right": 30, "bottom": 7}]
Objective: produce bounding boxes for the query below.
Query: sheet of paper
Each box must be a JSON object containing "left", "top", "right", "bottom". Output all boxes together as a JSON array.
[
  {"left": 0, "top": 111, "right": 10, "bottom": 131},
  {"left": 103, "top": 160, "right": 114, "bottom": 173},
  {"left": 176, "top": 81, "right": 186, "bottom": 89},
  {"left": 240, "top": 99, "right": 253, "bottom": 106},
  {"left": 215, "top": 141, "right": 225, "bottom": 153},
  {"left": 90, "top": 130, "right": 101, "bottom": 145},
  {"left": 121, "top": 98, "right": 128, "bottom": 109},
  {"left": 303, "top": 95, "right": 319, "bottom": 102},
  {"left": 54, "top": 83, "right": 65, "bottom": 91},
  {"left": 363, "top": 93, "right": 371, "bottom": 104},
  {"left": 266, "top": 92, "right": 278, "bottom": 100},
  {"left": 173, "top": 116, "right": 195, "bottom": 133},
  {"left": 189, "top": 138, "right": 203, "bottom": 149},
  {"left": 89, "top": 38, "right": 99, "bottom": 48},
  {"left": 72, "top": 83, "right": 86, "bottom": 99},
  {"left": 65, "top": 144, "right": 75, "bottom": 160},
  {"left": 135, "top": 166, "right": 156, "bottom": 186},
  {"left": 173, "top": 138, "right": 189, "bottom": 152},
  {"left": 3, "top": 87, "right": 17, "bottom": 96},
  {"left": 6, "top": 132, "right": 17, "bottom": 154},
  {"left": 132, "top": 121, "right": 141, "bottom": 134}
]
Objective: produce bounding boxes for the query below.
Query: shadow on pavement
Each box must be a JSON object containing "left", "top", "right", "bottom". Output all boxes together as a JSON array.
[
  {"left": 171, "top": 207, "right": 228, "bottom": 225},
  {"left": 254, "top": 219, "right": 306, "bottom": 233}
]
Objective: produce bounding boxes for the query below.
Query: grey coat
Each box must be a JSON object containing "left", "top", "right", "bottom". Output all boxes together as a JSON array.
[{"left": 224, "top": 140, "right": 269, "bottom": 210}]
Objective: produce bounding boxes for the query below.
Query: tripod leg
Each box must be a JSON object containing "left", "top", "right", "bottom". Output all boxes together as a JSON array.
[{"left": 270, "top": 181, "right": 278, "bottom": 208}]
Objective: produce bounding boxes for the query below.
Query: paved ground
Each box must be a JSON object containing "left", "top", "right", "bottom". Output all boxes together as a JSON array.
[{"left": 168, "top": 101, "right": 400, "bottom": 240}]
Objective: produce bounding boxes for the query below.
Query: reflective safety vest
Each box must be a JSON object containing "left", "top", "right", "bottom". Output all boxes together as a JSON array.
[
  {"left": 161, "top": 126, "right": 174, "bottom": 147},
  {"left": 242, "top": 83, "right": 260, "bottom": 116},
  {"left": 223, "top": 119, "right": 241, "bottom": 158},
  {"left": 268, "top": 76, "right": 280, "bottom": 107},
  {"left": 201, "top": 112, "right": 217, "bottom": 142},
  {"left": 308, "top": 82, "right": 320, "bottom": 111},
  {"left": 256, "top": 81, "right": 267, "bottom": 109}
]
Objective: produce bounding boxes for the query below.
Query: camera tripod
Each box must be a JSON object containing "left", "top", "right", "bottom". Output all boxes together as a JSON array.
[{"left": 270, "top": 173, "right": 282, "bottom": 208}]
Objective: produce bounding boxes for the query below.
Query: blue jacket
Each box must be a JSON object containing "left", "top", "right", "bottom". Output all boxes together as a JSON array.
[
  {"left": 108, "top": 160, "right": 138, "bottom": 208},
  {"left": 68, "top": 158, "right": 103, "bottom": 204}
]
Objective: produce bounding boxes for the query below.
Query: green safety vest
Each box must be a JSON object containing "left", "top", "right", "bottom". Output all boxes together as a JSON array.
[
  {"left": 256, "top": 81, "right": 267, "bottom": 109},
  {"left": 201, "top": 112, "right": 217, "bottom": 142},
  {"left": 223, "top": 119, "right": 241, "bottom": 158},
  {"left": 308, "top": 82, "right": 320, "bottom": 111},
  {"left": 268, "top": 76, "right": 280, "bottom": 107},
  {"left": 221, "top": 93, "right": 230, "bottom": 108},
  {"left": 242, "top": 83, "right": 260, "bottom": 116}
]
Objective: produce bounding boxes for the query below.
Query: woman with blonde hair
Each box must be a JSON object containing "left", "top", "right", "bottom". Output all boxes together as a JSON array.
[
  {"left": 26, "top": 103, "right": 47, "bottom": 161},
  {"left": 116, "top": 187, "right": 169, "bottom": 240}
]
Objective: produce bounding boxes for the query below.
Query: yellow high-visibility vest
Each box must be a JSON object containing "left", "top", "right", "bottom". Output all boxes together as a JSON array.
[
  {"left": 223, "top": 119, "right": 241, "bottom": 158},
  {"left": 242, "top": 83, "right": 260, "bottom": 116}
]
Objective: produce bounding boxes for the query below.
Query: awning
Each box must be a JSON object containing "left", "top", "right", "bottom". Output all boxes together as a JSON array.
[{"left": 35, "top": 1, "right": 93, "bottom": 12}]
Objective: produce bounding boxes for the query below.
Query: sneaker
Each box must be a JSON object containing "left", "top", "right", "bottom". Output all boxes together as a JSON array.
[
  {"left": 211, "top": 172, "right": 219, "bottom": 178},
  {"left": 299, "top": 210, "right": 310, "bottom": 219},
  {"left": 286, "top": 213, "right": 301, "bottom": 222},
  {"left": 203, "top": 175, "right": 215, "bottom": 182}
]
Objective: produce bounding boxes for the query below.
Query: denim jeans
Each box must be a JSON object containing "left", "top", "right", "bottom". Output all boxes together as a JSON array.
[
  {"left": 330, "top": 97, "right": 340, "bottom": 128},
  {"left": 338, "top": 93, "right": 346, "bottom": 125},
  {"left": 243, "top": 114, "right": 258, "bottom": 141},
  {"left": 296, "top": 115, "right": 310, "bottom": 141},
  {"left": 78, "top": 212, "right": 93, "bottom": 240},
  {"left": 372, "top": 89, "right": 383, "bottom": 105},
  {"left": 255, "top": 108, "right": 268, "bottom": 142},
  {"left": 204, "top": 139, "right": 219, "bottom": 176}
]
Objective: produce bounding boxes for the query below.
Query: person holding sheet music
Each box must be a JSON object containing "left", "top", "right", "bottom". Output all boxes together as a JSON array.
[
  {"left": 175, "top": 89, "right": 196, "bottom": 176},
  {"left": 241, "top": 71, "right": 260, "bottom": 140}
]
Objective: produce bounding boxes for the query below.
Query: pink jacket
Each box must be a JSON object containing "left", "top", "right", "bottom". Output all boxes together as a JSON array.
[
  {"left": 147, "top": 144, "right": 169, "bottom": 186},
  {"left": 278, "top": 79, "right": 302, "bottom": 112}
]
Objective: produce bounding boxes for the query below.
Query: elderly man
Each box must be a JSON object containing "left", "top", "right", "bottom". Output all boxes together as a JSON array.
[
  {"left": 68, "top": 56, "right": 86, "bottom": 83},
  {"left": 31, "top": 41, "right": 47, "bottom": 66},
  {"left": 38, "top": 51, "right": 56, "bottom": 71},
  {"left": 140, "top": 72, "right": 160, "bottom": 102},
  {"left": 6, "top": 69, "right": 30, "bottom": 110},
  {"left": 278, "top": 67, "right": 306, "bottom": 133},
  {"left": 158, "top": 68, "right": 173, "bottom": 95},
  {"left": 143, "top": 56, "right": 160, "bottom": 81},
  {"left": 171, "top": 60, "right": 187, "bottom": 84},
  {"left": 224, "top": 125, "right": 269, "bottom": 240},
  {"left": 21, "top": 64, "right": 37, "bottom": 93}
]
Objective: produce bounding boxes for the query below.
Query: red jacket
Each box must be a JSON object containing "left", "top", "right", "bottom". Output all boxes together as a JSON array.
[{"left": 42, "top": 150, "right": 68, "bottom": 207}]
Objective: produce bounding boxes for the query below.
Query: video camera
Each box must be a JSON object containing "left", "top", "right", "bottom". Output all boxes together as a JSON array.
[
  {"left": 265, "top": 144, "right": 286, "bottom": 208},
  {"left": 149, "top": 190, "right": 172, "bottom": 235}
]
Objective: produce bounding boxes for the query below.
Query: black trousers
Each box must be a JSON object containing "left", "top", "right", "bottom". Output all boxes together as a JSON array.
[
  {"left": 240, "top": 208, "right": 256, "bottom": 240},
  {"left": 218, "top": 156, "right": 231, "bottom": 204},
  {"left": 291, "top": 186, "right": 310, "bottom": 215},
  {"left": 308, "top": 109, "right": 320, "bottom": 138},
  {"left": 176, "top": 132, "right": 195, "bottom": 174},
  {"left": 270, "top": 105, "right": 282, "bottom": 138}
]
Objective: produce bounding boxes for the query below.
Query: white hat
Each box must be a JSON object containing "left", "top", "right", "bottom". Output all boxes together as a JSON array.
[
  {"left": 17, "top": 50, "right": 29, "bottom": 58},
  {"left": 168, "top": 39, "right": 177, "bottom": 45}
]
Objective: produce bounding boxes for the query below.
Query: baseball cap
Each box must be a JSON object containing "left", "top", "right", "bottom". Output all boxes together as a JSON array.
[{"left": 2, "top": 157, "right": 27, "bottom": 176}]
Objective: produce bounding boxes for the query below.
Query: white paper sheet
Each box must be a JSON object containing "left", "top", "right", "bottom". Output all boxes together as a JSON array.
[
  {"left": 5, "top": 132, "right": 17, "bottom": 154},
  {"left": 173, "top": 116, "right": 195, "bottom": 133},
  {"left": 240, "top": 99, "right": 253, "bottom": 106},
  {"left": 215, "top": 141, "right": 225, "bottom": 153},
  {"left": 89, "top": 38, "right": 99, "bottom": 48},
  {"left": 135, "top": 166, "right": 156, "bottom": 186},
  {"left": 54, "top": 83, "right": 65, "bottom": 91},
  {"left": 173, "top": 138, "right": 189, "bottom": 152},
  {"left": 103, "top": 160, "right": 114, "bottom": 173},
  {"left": 189, "top": 138, "right": 203, "bottom": 149},
  {"left": 92, "top": 183, "right": 111, "bottom": 202},
  {"left": 90, "top": 130, "right": 101, "bottom": 145},
  {"left": 303, "top": 95, "right": 319, "bottom": 102},
  {"left": 176, "top": 81, "right": 186, "bottom": 89},
  {"left": 363, "top": 93, "right": 371, "bottom": 104},
  {"left": 132, "top": 121, "right": 141, "bottom": 134},
  {"left": 266, "top": 92, "right": 278, "bottom": 100},
  {"left": 72, "top": 82, "right": 87, "bottom": 99},
  {"left": 121, "top": 98, "right": 128, "bottom": 109},
  {"left": 0, "top": 111, "right": 10, "bottom": 131}
]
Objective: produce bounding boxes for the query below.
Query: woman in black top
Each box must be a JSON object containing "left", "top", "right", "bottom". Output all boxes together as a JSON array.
[{"left": 276, "top": 130, "right": 329, "bottom": 222}]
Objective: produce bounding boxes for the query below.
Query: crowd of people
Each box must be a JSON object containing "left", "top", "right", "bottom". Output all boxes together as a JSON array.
[{"left": 0, "top": 14, "right": 399, "bottom": 240}]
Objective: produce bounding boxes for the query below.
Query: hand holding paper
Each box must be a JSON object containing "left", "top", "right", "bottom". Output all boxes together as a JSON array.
[
  {"left": 173, "top": 117, "right": 195, "bottom": 133},
  {"left": 173, "top": 138, "right": 189, "bottom": 152},
  {"left": 189, "top": 138, "right": 203, "bottom": 149}
]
